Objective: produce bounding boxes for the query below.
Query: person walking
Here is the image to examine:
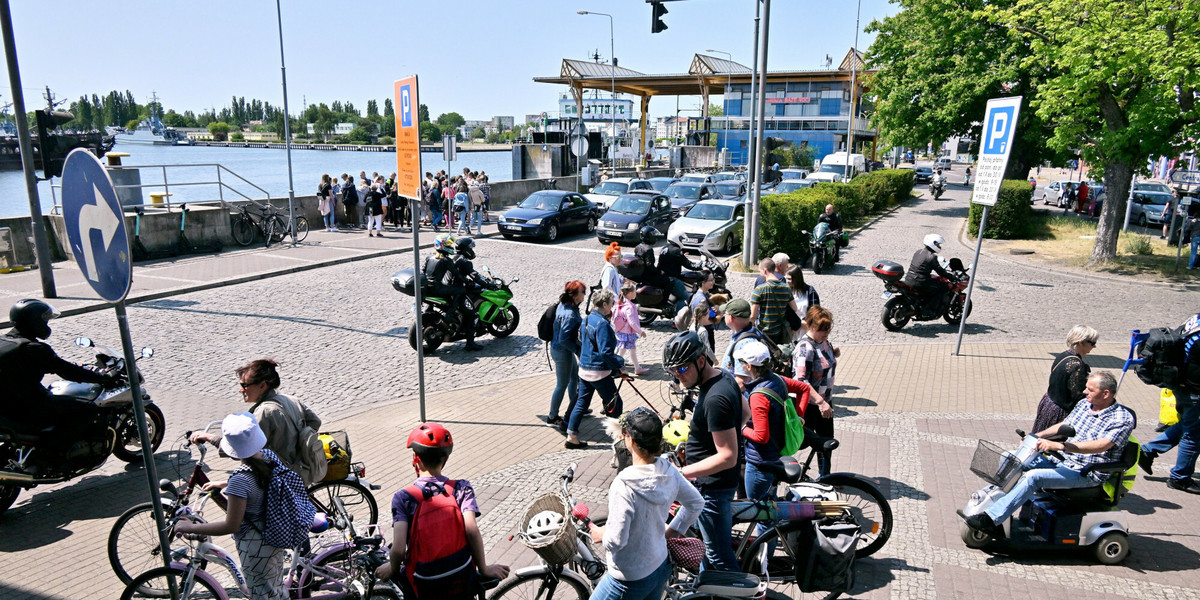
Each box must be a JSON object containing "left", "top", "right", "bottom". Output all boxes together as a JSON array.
[
  {"left": 1075, "top": 181, "right": 1090, "bottom": 215},
  {"left": 600, "top": 243, "right": 624, "bottom": 299},
  {"left": 546, "top": 280, "right": 585, "bottom": 431},
  {"left": 1032, "top": 326, "right": 1098, "bottom": 433},
  {"left": 785, "top": 265, "right": 820, "bottom": 341},
  {"left": 565, "top": 289, "right": 625, "bottom": 449},
  {"left": 453, "top": 189, "right": 470, "bottom": 235},
  {"left": 1139, "top": 313, "right": 1200, "bottom": 494},
  {"left": 357, "top": 178, "right": 371, "bottom": 230},
  {"left": 365, "top": 183, "right": 385, "bottom": 237},
  {"left": 427, "top": 177, "right": 443, "bottom": 230},
  {"left": 793, "top": 306, "right": 839, "bottom": 476},
  {"left": 468, "top": 182, "right": 485, "bottom": 235},
  {"left": 1185, "top": 209, "right": 1199, "bottom": 269},
  {"left": 612, "top": 280, "right": 649, "bottom": 376}
]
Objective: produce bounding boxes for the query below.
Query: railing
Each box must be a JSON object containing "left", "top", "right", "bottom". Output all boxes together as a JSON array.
[{"left": 48, "top": 163, "right": 272, "bottom": 214}]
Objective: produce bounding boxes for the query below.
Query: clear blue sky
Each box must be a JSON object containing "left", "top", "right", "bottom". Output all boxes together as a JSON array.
[{"left": 1, "top": 0, "right": 895, "bottom": 123}]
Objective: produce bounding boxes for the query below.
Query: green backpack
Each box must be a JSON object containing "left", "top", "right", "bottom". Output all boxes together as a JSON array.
[{"left": 754, "top": 385, "right": 805, "bottom": 456}]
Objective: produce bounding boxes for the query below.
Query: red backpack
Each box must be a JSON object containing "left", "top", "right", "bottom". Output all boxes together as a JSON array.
[{"left": 404, "top": 480, "right": 478, "bottom": 600}]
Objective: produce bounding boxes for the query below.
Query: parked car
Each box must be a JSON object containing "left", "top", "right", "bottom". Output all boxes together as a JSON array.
[
  {"left": 935, "top": 157, "right": 953, "bottom": 171},
  {"left": 780, "top": 167, "right": 810, "bottom": 180},
  {"left": 664, "top": 182, "right": 721, "bottom": 217},
  {"left": 714, "top": 181, "right": 748, "bottom": 201},
  {"left": 596, "top": 191, "right": 675, "bottom": 245},
  {"left": 1128, "top": 191, "right": 1174, "bottom": 227},
  {"left": 913, "top": 166, "right": 934, "bottom": 183},
  {"left": 1037, "top": 180, "right": 1079, "bottom": 207},
  {"left": 583, "top": 177, "right": 652, "bottom": 210},
  {"left": 645, "top": 176, "right": 680, "bottom": 192},
  {"left": 666, "top": 199, "right": 745, "bottom": 255},
  {"left": 1134, "top": 181, "right": 1173, "bottom": 195},
  {"left": 498, "top": 190, "right": 601, "bottom": 241},
  {"left": 766, "top": 179, "right": 817, "bottom": 195},
  {"left": 681, "top": 172, "right": 715, "bottom": 184},
  {"left": 713, "top": 171, "right": 746, "bottom": 182}
]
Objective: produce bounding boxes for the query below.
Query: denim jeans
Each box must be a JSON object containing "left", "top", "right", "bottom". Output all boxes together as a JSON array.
[
  {"left": 470, "top": 208, "right": 483, "bottom": 235},
  {"left": 567, "top": 375, "right": 621, "bottom": 436},
  {"left": 984, "top": 455, "right": 1099, "bottom": 524},
  {"left": 455, "top": 209, "right": 469, "bottom": 234},
  {"left": 671, "top": 278, "right": 689, "bottom": 313},
  {"left": 695, "top": 485, "right": 739, "bottom": 572},
  {"left": 323, "top": 210, "right": 336, "bottom": 229},
  {"left": 1189, "top": 234, "right": 1199, "bottom": 269},
  {"left": 743, "top": 461, "right": 778, "bottom": 556},
  {"left": 549, "top": 346, "right": 579, "bottom": 421},
  {"left": 590, "top": 559, "right": 670, "bottom": 600},
  {"left": 1143, "top": 395, "right": 1200, "bottom": 482}
]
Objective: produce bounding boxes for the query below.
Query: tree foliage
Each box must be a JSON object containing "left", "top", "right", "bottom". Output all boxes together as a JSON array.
[
  {"left": 207, "top": 121, "right": 232, "bottom": 141},
  {"left": 436, "top": 112, "right": 465, "bottom": 129}
]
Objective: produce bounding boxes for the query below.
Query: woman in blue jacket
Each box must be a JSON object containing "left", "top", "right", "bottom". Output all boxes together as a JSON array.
[
  {"left": 565, "top": 289, "right": 625, "bottom": 449},
  {"left": 547, "top": 280, "right": 586, "bottom": 431}
]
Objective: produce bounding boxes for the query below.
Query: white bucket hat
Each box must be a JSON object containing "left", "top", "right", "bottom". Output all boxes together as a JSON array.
[{"left": 219, "top": 412, "right": 267, "bottom": 459}]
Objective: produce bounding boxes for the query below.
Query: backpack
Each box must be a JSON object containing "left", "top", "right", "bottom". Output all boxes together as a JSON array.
[
  {"left": 726, "top": 327, "right": 791, "bottom": 376},
  {"left": 537, "top": 303, "right": 558, "bottom": 343},
  {"left": 404, "top": 480, "right": 478, "bottom": 600},
  {"left": 752, "top": 383, "right": 805, "bottom": 456},
  {"left": 261, "top": 395, "right": 328, "bottom": 485},
  {"left": 1136, "top": 318, "right": 1200, "bottom": 393},
  {"left": 256, "top": 454, "right": 317, "bottom": 549}
]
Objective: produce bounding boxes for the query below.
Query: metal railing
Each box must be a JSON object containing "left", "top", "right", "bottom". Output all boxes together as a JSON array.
[{"left": 48, "top": 163, "right": 273, "bottom": 214}]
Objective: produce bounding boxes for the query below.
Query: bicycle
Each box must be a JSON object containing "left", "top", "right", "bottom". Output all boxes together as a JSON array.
[
  {"left": 108, "top": 422, "right": 381, "bottom": 592},
  {"left": 231, "top": 203, "right": 309, "bottom": 247}
]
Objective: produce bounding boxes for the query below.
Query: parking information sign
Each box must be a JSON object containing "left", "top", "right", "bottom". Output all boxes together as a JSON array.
[
  {"left": 394, "top": 76, "right": 422, "bottom": 200},
  {"left": 60, "top": 148, "right": 131, "bottom": 302},
  {"left": 972, "top": 96, "right": 1023, "bottom": 207}
]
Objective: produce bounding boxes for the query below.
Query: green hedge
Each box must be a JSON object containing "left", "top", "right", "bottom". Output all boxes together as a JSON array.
[
  {"left": 758, "top": 169, "right": 914, "bottom": 260},
  {"left": 967, "top": 179, "right": 1033, "bottom": 239}
]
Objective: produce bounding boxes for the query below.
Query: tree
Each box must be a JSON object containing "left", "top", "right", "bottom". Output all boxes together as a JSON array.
[
  {"left": 708, "top": 103, "right": 723, "bottom": 117},
  {"left": 865, "top": 0, "right": 1060, "bottom": 178},
  {"left": 435, "top": 112, "right": 465, "bottom": 130},
  {"left": 470, "top": 126, "right": 487, "bottom": 140},
  {"left": 125, "top": 118, "right": 142, "bottom": 131},
  {"left": 419, "top": 121, "right": 441, "bottom": 142},
  {"left": 486, "top": 132, "right": 501, "bottom": 144},
  {"left": 384, "top": 98, "right": 394, "bottom": 118},
  {"left": 347, "top": 125, "right": 371, "bottom": 143},
  {"left": 366, "top": 99, "right": 378, "bottom": 117},
  {"left": 989, "top": 0, "right": 1200, "bottom": 264},
  {"left": 208, "top": 121, "right": 232, "bottom": 141},
  {"left": 418, "top": 103, "right": 429, "bottom": 123},
  {"left": 230, "top": 132, "right": 244, "bottom": 142}
]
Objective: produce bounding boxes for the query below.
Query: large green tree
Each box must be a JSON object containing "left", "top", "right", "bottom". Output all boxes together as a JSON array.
[{"left": 990, "top": 0, "right": 1200, "bottom": 263}]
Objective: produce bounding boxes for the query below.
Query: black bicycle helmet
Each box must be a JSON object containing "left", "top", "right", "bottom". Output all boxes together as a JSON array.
[
  {"left": 662, "top": 330, "right": 711, "bottom": 370},
  {"left": 456, "top": 237, "right": 477, "bottom": 260},
  {"left": 640, "top": 226, "right": 662, "bottom": 245},
  {"left": 9, "top": 299, "right": 58, "bottom": 340}
]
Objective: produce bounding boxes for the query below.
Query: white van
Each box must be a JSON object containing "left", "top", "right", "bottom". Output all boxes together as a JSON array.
[{"left": 812, "top": 152, "right": 866, "bottom": 183}]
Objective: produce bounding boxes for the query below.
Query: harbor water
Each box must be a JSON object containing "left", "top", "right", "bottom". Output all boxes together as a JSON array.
[{"left": 0, "top": 144, "right": 514, "bottom": 218}]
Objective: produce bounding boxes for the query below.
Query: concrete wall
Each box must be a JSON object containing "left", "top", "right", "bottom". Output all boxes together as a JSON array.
[
  {"left": 0, "top": 215, "right": 63, "bottom": 265},
  {"left": 488, "top": 177, "right": 581, "bottom": 209}
]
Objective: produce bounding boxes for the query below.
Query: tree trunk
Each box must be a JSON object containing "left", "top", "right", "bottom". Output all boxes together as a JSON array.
[{"left": 1089, "top": 161, "right": 1133, "bottom": 265}]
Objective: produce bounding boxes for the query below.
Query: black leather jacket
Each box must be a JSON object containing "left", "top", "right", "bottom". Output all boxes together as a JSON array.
[
  {"left": 817, "top": 212, "right": 843, "bottom": 231},
  {"left": 903, "top": 247, "right": 950, "bottom": 287},
  {"left": 424, "top": 253, "right": 465, "bottom": 295},
  {"left": 658, "top": 245, "right": 701, "bottom": 278},
  {"left": 0, "top": 330, "right": 113, "bottom": 418}
]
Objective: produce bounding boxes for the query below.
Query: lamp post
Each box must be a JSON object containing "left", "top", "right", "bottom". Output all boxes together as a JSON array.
[
  {"left": 706, "top": 49, "right": 733, "bottom": 167},
  {"left": 578, "top": 10, "right": 617, "bottom": 168},
  {"left": 275, "top": 0, "right": 298, "bottom": 246},
  {"left": 844, "top": 0, "right": 862, "bottom": 166}
]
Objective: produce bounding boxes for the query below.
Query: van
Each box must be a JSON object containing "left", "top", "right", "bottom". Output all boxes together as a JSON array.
[
  {"left": 935, "top": 157, "right": 953, "bottom": 171},
  {"left": 813, "top": 152, "right": 866, "bottom": 183}
]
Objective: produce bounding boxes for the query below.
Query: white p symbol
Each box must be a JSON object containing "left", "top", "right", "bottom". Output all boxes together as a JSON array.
[{"left": 988, "top": 113, "right": 1009, "bottom": 153}]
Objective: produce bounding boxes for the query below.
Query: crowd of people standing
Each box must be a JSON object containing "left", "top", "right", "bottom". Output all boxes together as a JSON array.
[{"left": 316, "top": 168, "right": 492, "bottom": 237}]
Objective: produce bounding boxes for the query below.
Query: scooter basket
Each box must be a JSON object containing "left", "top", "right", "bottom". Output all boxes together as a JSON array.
[
  {"left": 519, "top": 493, "right": 577, "bottom": 565},
  {"left": 970, "top": 439, "right": 1023, "bottom": 487}
]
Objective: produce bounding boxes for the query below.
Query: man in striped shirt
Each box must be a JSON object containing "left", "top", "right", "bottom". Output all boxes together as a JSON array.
[{"left": 749, "top": 257, "right": 798, "bottom": 344}]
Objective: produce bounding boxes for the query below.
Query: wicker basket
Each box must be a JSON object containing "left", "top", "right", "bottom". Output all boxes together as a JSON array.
[{"left": 519, "top": 493, "right": 577, "bottom": 565}]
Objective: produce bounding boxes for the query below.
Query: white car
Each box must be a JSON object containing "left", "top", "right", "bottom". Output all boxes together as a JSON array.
[
  {"left": 1037, "top": 180, "right": 1080, "bottom": 207},
  {"left": 583, "top": 177, "right": 652, "bottom": 210},
  {"left": 666, "top": 199, "right": 745, "bottom": 255},
  {"left": 780, "top": 168, "right": 810, "bottom": 180}
]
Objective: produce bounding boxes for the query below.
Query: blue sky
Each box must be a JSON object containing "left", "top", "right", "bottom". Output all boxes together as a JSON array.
[{"left": 1, "top": 0, "right": 895, "bottom": 123}]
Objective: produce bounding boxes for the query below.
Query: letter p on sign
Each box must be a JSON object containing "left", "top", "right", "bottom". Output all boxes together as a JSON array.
[{"left": 984, "top": 106, "right": 1015, "bottom": 155}]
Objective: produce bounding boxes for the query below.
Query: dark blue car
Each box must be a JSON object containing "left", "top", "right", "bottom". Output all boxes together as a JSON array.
[
  {"left": 498, "top": 191, "right": 600, "bottom": 241},
  {"left": 596, "top": 191, "right": 675, "bottom": 245}
]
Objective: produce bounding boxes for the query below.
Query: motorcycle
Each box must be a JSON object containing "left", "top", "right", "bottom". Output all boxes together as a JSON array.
[
  {"left": 872, "top": 256, "right": 973, "bottom": 331},
  {"left": 0, "top": 337, "right": 163, "bottom": 515},
  {"left": 608, "top": 247, "right": 729, "bottom": 325},
  {"left": 802, "top": 221, "right": 840, "bottom": 274},
  {"left": 930, "top": 180, "right": 946, "bottom": 200},
  {"left": 392, "top": 266, "right": 520, "bottom": 353}
]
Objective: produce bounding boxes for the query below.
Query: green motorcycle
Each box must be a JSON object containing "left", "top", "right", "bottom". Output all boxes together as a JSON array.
[
  {"left": 803, "top": 221, "right": 841, "bottom": 274},
  {"left": 391, "top": 267, "right": 521, "bottom": 353}
]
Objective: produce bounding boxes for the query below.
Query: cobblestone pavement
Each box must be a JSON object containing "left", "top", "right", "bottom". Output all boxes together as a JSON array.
[{"left": 1, "top": 177, "right": 1198, "bottom": 599}]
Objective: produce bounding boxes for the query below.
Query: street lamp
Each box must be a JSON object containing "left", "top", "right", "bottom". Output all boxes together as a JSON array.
[
  {"left": 578, "top": 10, "right": 617, "bottom": 168},
  {"left": 706, "top": 48, "right": 733, "bottom": 167}
]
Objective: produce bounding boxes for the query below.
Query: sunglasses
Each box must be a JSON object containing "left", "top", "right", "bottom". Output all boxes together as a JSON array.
[
  {"left": 668, "top": 365, "right": 691, "bottom": 376},
  {"left": 239, "top": 381, "right": 259, "bottom": 389}
]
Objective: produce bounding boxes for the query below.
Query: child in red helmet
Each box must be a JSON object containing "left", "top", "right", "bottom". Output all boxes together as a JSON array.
[{"left": 376, "top": 423, "right": 509, "bottom": 599}]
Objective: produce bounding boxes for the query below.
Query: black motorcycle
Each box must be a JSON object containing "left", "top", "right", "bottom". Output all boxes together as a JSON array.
[
  {"left": 600, "top": 247, "right": 730, "bottom": 326},
  {"left": 872, "top": 257, "right": 973, "bottom": 331},
  {"left": 803, "top": 221, "right": 841, "bottom": 274},
  {"left": 930, "top": 180, "right": 946, "bottom": 200},
  {"left": 392, "top": 266, "right": 520, "bottom": 353},
  {"left": 0, "top": 337, "right": 163, "bottom": 515}
]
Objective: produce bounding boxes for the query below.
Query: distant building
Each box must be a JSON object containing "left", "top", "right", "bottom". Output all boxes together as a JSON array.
[
  {"left": 306, "top": 122, "right": 356, "bottom": 136},
  {"left": 458, "top": 119, "right": 494, "bottom": 138},
  {"left": 656, "top": 116, "right": 686, "bottom": 143},
  {"left": 492, "top": 116, "right": 515, "bottom": 130}
]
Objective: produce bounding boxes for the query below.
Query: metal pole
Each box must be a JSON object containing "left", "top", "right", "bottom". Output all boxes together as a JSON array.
[
  {"left": 0, "top": 0, "right": 55, "bottom": 297},
  {"left": 275, "top": 0, "right": 298, "bottom": 246},
  {"left": 954, "top": 206, "right": 987, "bottom": 356},
  {"left": 413, "top": 201, "right": 426, "bottom": 422},
  {"left": 115, "top": 301, "right": 179, "bottom": 600},
  {"left": 746, "top": 0, "right": 771, "bottom": 266},
  {"left": 609, "top": 14, "right": 616, "bottom": 170},
  {"left": 845, "top": 0, "right": 861, "bottom": 167},
  {"left": 706, "top": 49, "right": 733, "bottom": 167},
  {"left": 743, "top": 0, "right": 761, "bottom": 260}
]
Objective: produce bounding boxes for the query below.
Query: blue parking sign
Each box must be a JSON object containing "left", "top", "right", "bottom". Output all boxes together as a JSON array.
[
  {"left": 399, "top": 84, "right": 413, "bottom": 128},
  {"left": 61, "top": 148, "right": 131, "bottom": 302},
  {"left": 983, "top": 106, "right": 1015, "bottom": 156}
]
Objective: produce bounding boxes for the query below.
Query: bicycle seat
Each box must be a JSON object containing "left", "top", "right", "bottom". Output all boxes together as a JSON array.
[
  {"left": 693, "top": 570, "right": 761, "bottom": 598},
  {"left": 803, "top": 428, "right": 840, "bottom": 453},
  {"left": 761, "top": 456, "right": 804, "bottom": 484}
]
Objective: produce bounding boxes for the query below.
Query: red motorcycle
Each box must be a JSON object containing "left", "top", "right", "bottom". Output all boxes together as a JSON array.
[{"left": 872, "top": 257, "right": 973, "bottom": 331}]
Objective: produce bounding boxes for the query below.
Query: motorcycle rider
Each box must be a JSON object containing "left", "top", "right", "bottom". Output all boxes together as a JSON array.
[
  {"left": 657, "top": 236, "right": 703, "bottom": 314},
  {"left": 902, "top": 234, "right": 953, "bottom": 310},
  {"left": 931, "top": 169, "right": 947, "bottom": 198},
  {"left": 633, "top": 227, "right": 687, "bottom": 312},
  {"left": 423, "top": 233, "right": 482, "bottom": 351},
  {"left": 0, "top": 299, "right": 121, "bottom": 448},
  {"left": 452, "top": 237, "right": 502, "bottom": 337},
  {"left": 817, "top": 204, "right": 843, "bottom": 234}
]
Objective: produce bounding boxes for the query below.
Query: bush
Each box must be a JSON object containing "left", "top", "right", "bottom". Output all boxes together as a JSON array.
[
  {"left": 848, "top": 169, "right": 914, "bottom": 212},
  {"left": 967, "top": 179, "right": 1033, "bottom": 239},
  {"left": 379, "top": 136, "right": 394, "bottom": 145},
  {"left": 1124, "top": 234, "right": 1154, "bottom": 255},
  {"left": 230, "top": 132, "right": 244, "bottom": 142}
]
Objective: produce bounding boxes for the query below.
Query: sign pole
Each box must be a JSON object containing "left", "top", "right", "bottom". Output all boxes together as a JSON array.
[
  {"left": 954, "top": 206, "right": 987, "bottom": 356},
  {"left": 396, "top": 77, "right": 427, "bottom": 422}
]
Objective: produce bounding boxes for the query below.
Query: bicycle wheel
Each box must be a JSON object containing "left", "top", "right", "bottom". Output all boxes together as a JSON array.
[
  {"left": 109, "top": 502, "right": 179, "bottom": 592},
  {"left": 489, "top": 570, "right": 590, "bottom": 600},
  {"left": 817, "top": 474, "right": 892, "bottom": 558},
  {"left": 293, "top": 216, "right": 310, "bottom": 242},
  {"left": 267, "top": 214, "right": 288, "bottom": 245},
  {"left": 231, "top": 215, "right": 256, "bottom": 246},
  {"left": 120, "top": 566, "right": 224, "bottom": 600},
  {"left": 307, "top": 479, "right": 379, "bottom": 528},
  {"left": 291, "top": 547, "right": 353, "bottom": 599}
]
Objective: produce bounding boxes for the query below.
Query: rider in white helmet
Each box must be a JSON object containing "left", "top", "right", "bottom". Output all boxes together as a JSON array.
[{"left": 903, "top": 234, "right": 952, "bottom": 305}]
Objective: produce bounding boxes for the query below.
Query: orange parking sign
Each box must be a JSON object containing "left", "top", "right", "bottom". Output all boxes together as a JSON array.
[{"left": 394, "top": 76, "right": 422, "bottom": 199}]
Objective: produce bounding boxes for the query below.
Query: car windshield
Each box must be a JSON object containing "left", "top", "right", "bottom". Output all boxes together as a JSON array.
[
  {"left": 777, "top": 181, "right": 813, "bottom": 193},
  {"left": 1135, "top": 183, "right": 1172, "bottom": 194},
  {"left": 608, "top": 195, "right": 653, "bottom": 215},
  {"left": 665, "top": 184, "right": 701, "bottom": 199},
  {"left": 819, "top": 164, "right": 850, "bottom": 175},
  {"left": 517, "top": 193, "right": 562, "bottom": 211},
  {"left": 781, "top": 171, "right": 806, "bottom": 180},
  {"left": 1135, "top": 193, "right": 1169, "bottom": 205},
  {"left": 682, "top": 175, "right": 707, "bottom": 183},
  {"left": 916, "top": 168, "right": 932, "bottom": 174},
  {"left": 716, "top": 182, "right": 743, "bottom": 196},
  {"left": 592, "top": 182, "right": 628, "bottom": 196},
  {"left": 686, "top": 204, "right": 734, "bottom": 221},
  {"left": 648, "top": 179, "right": 675, "bottom": 191},
  {"left": 714, "top": 173, "right": 737, "bottom": 181}
]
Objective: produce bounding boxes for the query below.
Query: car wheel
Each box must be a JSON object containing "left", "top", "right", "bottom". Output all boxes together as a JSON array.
[
  {"left": 544, "top": 223, "right": 558, "bottom": 241},
  {"left": 502, "top": 233, "right": 514, "bottom": 240},
  {"left": 1138, "top": 214, "right": 1147, "bottom": 227},
  {"left": 585, "top": 217, "right": 597, "bottom": 233},
  {"left": 723, "top": 234, "right": 737, "bottom": 255}
]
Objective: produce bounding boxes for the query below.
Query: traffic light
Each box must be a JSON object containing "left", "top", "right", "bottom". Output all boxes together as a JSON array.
[
  {"left": 650, "top": 1, "right": 668, "bottom": 33},
  {"left": 35, "top": 110, "right": 74, "bottom": 178}
]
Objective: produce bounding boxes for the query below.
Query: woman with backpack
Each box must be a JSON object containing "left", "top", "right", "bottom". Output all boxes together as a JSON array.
[
  {"left": 546, "top": 280, "right": 586, "bottom": 431},
  {"left": 175, "top": 412, "right": 302, "bottom": 600}
]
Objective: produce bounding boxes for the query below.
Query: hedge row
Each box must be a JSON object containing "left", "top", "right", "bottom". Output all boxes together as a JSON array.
[
  {"left": 967, "top": 179, "right": 1033, "bottom": 239},
  {"left": 759, "top": 169, "right": 914, "bottom": 261}
]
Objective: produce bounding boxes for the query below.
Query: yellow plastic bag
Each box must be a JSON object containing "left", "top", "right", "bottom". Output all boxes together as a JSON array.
[{"left": 1160, "top": 389, "right": 1180, "bottom": 427}]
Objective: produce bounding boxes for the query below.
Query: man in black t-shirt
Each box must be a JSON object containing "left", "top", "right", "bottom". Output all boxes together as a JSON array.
[{"left": 664, "top": 330, "right": 747, "bottom": 572}]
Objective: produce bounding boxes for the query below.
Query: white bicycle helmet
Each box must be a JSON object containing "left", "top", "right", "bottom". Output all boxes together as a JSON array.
[
  {"left": 525, "top": 510, "right": 565, "bottom": 543},
  {"left": 923, "top": 233, "right": 945, "bottom": 252}
]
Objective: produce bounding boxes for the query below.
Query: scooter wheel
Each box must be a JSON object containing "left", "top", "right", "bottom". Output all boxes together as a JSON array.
[
  {"left": 960, "top": 521, "right": 993, "bottom": 549},
  {"left": 1092, "top": 531, "right": 1129, "bottom": 565}
]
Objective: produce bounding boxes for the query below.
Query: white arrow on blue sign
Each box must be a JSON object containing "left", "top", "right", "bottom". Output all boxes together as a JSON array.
[{"left": 61, "top": 148, "right": 131, "bottom": 302}]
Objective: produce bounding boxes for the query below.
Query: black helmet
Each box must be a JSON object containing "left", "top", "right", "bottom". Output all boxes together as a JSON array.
[
  {"left": 662, "top": 330, "right": 711, "bottom": 370},
  {"left": 456, "top": 237, "right": 477, "bottom": 260},
  {"left": 10, "top": 299, "right": 58, "bottom": 340},
  {"left": 640, "top": 226, "right": 662, "bottom": 245}
]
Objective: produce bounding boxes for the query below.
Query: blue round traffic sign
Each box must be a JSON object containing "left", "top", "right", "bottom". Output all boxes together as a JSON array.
[{"left": 61, "top": 148, "right": 131, "bottom": 302}]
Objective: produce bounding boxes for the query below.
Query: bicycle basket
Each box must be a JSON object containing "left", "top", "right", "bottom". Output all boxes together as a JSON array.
[
  {"left": 969, "top": 439, "right": 1023, "bottom": 487},
  {"left": 789, "top": 517, "right": 859, "bottom": 593},
  {"left": 319, "top": 430, "right": 352, "bottom": 481},
  {"left": 519, "top": 493, "right": 577, "bottom": 565}
]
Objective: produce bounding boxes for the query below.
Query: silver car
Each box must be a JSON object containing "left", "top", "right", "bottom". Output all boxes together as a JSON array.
[
  {"left": 1129, "top": 191, "right": 1174, "bottom": 227},
  {"left": 666, "top": 199, "right": 745, "bottom": 255}
]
